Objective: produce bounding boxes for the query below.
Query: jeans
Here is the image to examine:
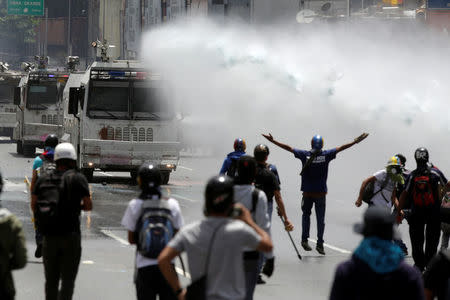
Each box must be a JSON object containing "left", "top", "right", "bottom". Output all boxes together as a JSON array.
[
  {"left": 408, "top": 213, "right": 441, "bottom": 271},
  {"left": 244, "top": 252, "right": 261, "bottom": 300},
  {"left": 43, "top": 234, "right": 81, "bottom": 300},
  {"left": 301, "top": 196, "right": 326, "bottom": 245},
  {"left": 136, "top": 265, "right": 177, "bottom": 300}
]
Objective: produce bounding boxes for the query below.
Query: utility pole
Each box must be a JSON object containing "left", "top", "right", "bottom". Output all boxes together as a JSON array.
[
  {"left": 44, "top": 7, "right": 48, "bottom": 56},
  {"left": 68, "top": 0, "right": 72, "bottom": 56}
]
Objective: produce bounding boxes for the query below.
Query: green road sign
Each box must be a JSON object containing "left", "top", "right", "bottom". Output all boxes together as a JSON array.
[{"left": 7, "top": 0, "right": 44, "bottom": 16}]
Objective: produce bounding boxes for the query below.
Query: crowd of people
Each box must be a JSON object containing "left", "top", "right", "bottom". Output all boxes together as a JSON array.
[{"left": 0, "top": 133, "right": 450, "bottom": 300}]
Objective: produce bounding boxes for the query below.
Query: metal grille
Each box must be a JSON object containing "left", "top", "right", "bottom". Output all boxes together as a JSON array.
[
  {"left": 115, "top": 127, "right": 122, "bottom": 141},
  {"left": 138, "top": 128, "right": 145, "bottom": 142},
  {"left": 131, "top": 127, "right": 138, "bottom": 142},
  {"left": 146, "top": 128, "right": 153, "bottom": 142},
  {"left": 107, "top": 126, "right": 114, "bottom": 140},
  {"left": 42, "top": 115, "right": 46, "bottom": 124},
  {"left": 123, "top": 127, "right": 130, "bottom": 141}
]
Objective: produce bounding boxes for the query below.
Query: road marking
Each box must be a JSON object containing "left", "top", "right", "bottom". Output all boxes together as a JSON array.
[
  {"left": 100, "top": 229, "right": 192, "bottom": 278},
  {"left": 308, "top": 238, "right": 351, "bottom": 254},
  {"left": 82, "top": 260, "right": 94, "bottom": 265},
  {"left": 100, "top": 229, "right": 130, "bottom": 246},
  {"left": 169, "top": 193, "right": 198, "bottom": 203},
  {"left": 178, "top": 165, "right": 193, "bottom": 171},
  {"left": 98, "top": 171, "right": 114, "bottom": 177}
]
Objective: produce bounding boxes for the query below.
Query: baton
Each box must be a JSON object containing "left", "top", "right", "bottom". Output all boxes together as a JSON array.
[
  {"left": 277, "top": 207, "right": 302, "bottom": 260},
  {"left": 178, "top": 255, "right": 187, "bottom": 277}
]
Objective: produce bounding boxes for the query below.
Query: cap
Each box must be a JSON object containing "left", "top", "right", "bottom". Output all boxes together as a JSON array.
[{"left": 354, "top": 206, "right": 400, "bottom": 240}]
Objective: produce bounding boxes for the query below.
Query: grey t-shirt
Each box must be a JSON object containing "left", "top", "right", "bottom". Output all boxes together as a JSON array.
[{"left": 168, "top": 217, "right": 261, "bottom": 300}]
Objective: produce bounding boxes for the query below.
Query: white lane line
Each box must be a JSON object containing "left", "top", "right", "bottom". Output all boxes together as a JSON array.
[
  {"left": 170, "top": 193, "right": 198, "bottom": 203},
  {"left": 178, "top": 165, "right": 193, "bottom": 171},
  {"left": 100, "top": 229, "right": 192, "bottom": 278},
  {"left": 98, "top": 171, "right": 114, "bottom": 177},
  {"left": 308, "top": 238, "right": 351, "bottom": 254},
  {"left": 100, "top": 229, "right": 130, "bottom": 246}
]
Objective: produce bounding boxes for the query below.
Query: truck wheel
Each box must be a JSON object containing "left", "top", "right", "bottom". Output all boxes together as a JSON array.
[
  {"left": 23, "top": 145, "right": 35, "bottom": 157},
  {"left": 82, "top": 168, "right": 94, "bottom": 182},
  {"left": 161, "top": 172, "right": 170, "bottom": 185},
  {"left": 16, "top": 141, "right": 23, "bottom": 154}
]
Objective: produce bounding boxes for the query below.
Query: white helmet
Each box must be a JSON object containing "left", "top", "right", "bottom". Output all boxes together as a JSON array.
[{"left": 54, "top": 143, "right": 77, "bottom": 161}]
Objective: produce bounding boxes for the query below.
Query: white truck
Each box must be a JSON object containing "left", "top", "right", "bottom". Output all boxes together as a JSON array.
[
  {"left": 64, "top": 60, "right": 181, "bottom": 183},
  {"left": 13, "top": 63, "right": 69, "bottom": 156},
  {"left": 0, "top": 65, "right": 23, "bottom": 139}
]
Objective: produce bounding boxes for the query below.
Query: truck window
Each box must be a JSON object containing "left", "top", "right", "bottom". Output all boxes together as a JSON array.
[
  {"left": 27, "top": 85, "right": 58, "bottom": 109},
  {"left": 87, "top": 81, "right": 129, "bottom": 119},
  {"left": 132, "top": 82, "right": 174, "bottom": 120},
  {"left": 0, "top": 85, "right": 14, "bottom": 103}
]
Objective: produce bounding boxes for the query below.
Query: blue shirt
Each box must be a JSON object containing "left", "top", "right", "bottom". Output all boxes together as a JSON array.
[
  {"left": 219, "top": 150, "right": 246, "bottom": 174},
  {"left": 293, "top": 148, "right": 337, "bottom": 193},
  {"left": 32, "top": 156, "right": 43, "bottom": 170}
]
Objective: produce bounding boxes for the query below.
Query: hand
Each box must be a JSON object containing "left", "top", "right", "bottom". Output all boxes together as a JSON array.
[
  {"left": 262, "top": 133, "right": 274, "bottom": 142},
  {"left": 284, "top": 220, "right": 294, "bottom": 231},
  {"left": 235, "top": 203, "right": 253, "bottom": 225},
  {"left": 177, "top": 288, "right": 186, "bottom": 300},
  {"left": 354, "top": 133, "right": 369, "bottom": 144},
  {"left": 355, "top": 198, "right": 363, "bottom": 207}
]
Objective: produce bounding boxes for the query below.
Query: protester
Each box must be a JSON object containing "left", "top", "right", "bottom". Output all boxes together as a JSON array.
[
  {"left": 32, "top": 142, "right": 92, "bottom": 300},
  {"left": 234, "top": 155, "right": 271, "bottom": 299},
  {"left": 329, "top": 206, "right": 424, "bottom": 300},
  {"left": 253, "top": 144, "right": 293, "bottom": 283},
  {"left": 424, "top": 249, "right": 450, "bottom": 300},
  {"left": 219, "top": 138, "right": 246, "bottom": 177},
  {"left": 158, "top": 175, "right": 273, "bottom": 300},
  {"left": 398, "top": 147, "right": 450, "bottom": 272},
  {"left": 441, "top": 192, "right": 450, "bottom": 250},
  {"left": 121, "top": 164, "right": 183, "bottom": 300},
  {"left": 30, "top": 134, "right": 58, "bottom": 258},
  {"left": 0, "top": 171, "right": 27, "bottom": 300},
  {"left": 262, "top": 132, "right": 368, "bottom": 255}
]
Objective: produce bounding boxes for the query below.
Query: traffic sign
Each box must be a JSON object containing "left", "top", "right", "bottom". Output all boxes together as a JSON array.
[{"left": 7, "top": 0, "right": 44, "bottom": 16}]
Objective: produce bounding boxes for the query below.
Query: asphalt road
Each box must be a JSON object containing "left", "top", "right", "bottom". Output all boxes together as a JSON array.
[{"left": 0, "top": 140, "right": 416, "bottom": 300}]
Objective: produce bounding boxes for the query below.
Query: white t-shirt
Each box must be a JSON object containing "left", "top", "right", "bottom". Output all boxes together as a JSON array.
[
  {"left": 168, "top": 217, "right": 261, "bottom": 300},
  {"left": 371, "top": 170, "right": 396, "bottom": 209},
  {"left": 121, "top": 197, "right": 184, "bottom": 269}
]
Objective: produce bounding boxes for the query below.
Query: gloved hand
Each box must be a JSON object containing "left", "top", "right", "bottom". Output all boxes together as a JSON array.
[{"left": 262, "top": 257, "right": 275, "bottom": 277}]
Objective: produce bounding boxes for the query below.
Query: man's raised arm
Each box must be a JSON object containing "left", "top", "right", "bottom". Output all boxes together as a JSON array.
[{"left": 262, "top": 133, "right": 294, "bottom": 153}]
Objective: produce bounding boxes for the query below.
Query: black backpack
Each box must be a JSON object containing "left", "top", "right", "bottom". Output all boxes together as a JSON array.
[
  {"left": 37, "top": 154, "right": 56, "bottom": 178},
  {"left": 35, "top": 169, "right": 75, "bottom": 235},
  {"left": 226, "top": 158, "right": 238, "bottom": 178},
  {"left": 135, "top": 199, "right": 175, "bottom": 259},
  {"left": 361, "top": 176, "right": 389, "bottom": 205}
]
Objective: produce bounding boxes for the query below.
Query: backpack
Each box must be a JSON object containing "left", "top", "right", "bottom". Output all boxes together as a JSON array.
[
  {"left": 361, "top": 176, "right": 389, "bottom": 205},
  {"left": 34, "top": 169, "right": 66, "bottom": 235},
  {"left": 412, "top": 171, "right": 435, "bottom": 207},
  {"left": 226, "top": 158, "right": 238, "bottom": 178},
  {"left": 36, "top": 154, "right": 56, "bottom": 178},
  {"left": 135, "top": 199, "right": 175, "bottom": 259}
]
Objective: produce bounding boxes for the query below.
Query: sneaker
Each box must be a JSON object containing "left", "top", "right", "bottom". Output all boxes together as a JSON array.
[
  {"left": 257, "top": 275, "right": 266, "bottom": 285},
  {"left": 301, "top": 241, "right": 312, "bottom": 251},
  {"left": 316, "top": 244, "right": 326, "bottom": 255},
  {"left": 34, "top": 245, "right": 42, "bottom": 258}
]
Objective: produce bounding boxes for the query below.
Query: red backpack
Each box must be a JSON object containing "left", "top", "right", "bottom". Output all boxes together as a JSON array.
[{"left": 412, "top": 173, "right": 434, "bottom": 207}]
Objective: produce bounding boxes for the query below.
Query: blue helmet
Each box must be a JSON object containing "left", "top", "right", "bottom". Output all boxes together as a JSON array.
[
  {"left": 311, "top": 135, "right": 324, "bottom": 151},
  {"left": 233, "top": 138, "right": 246, "bottom": 152}
]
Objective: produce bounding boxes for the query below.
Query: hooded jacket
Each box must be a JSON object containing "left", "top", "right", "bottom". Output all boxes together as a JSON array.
[
  {"left": 0, "top": 208, "right": 27, "bottom": 299},
  {"left": 329, "top": 237, "right": 424, "bottom": 300},
  {"left": 219, "top": 150, "right": 246, "bottom": 175}
]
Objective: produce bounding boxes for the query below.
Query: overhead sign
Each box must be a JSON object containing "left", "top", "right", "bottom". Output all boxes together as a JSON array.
[{"left": 7, "top": 0, "right": 44, "bottom": 16}]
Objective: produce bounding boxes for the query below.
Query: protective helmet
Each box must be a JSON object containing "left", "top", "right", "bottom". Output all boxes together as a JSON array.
[
  {"left": 395, "top": 153, "right": 406, "bottom": 167},
  {"left": 414, "top": 147, "right": 429, "bottom": 164},
  {"left": 386, "top": 156, "right": 402, "bottom": 175},
  {"left": 137, "top": 163, "right": 162, "bottom": 188},
  {"left": 204, "top": 175, "right": 234, "bottom": 214},
  {"left": 44, "top": 134, "right": 58, "bottom": 149},
  {"left": 254, "top": 144, "right": 269, "bottom": 162},
  {"left": 233, "top": 138, "right": 246, "bottom": 152},
  {"left": 54, "top": 143, "right": 77, "bottom": 161},
  {"left": 311, "top": 135, "right": 324, "bottom": 151},
  {"left": 387, "top": 156, "right": 401, "bottom": 167}
]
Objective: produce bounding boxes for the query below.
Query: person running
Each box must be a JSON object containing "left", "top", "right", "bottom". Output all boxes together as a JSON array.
[
  {"left": 30, "top": 134, "right": 58, "bottom": 258},
  {"left": 158, "top": 175, "right": 273, "bottom": 300},
  {"left": 219, "top": 138, "right": 246, "bottom": 177},
  {"left": 253, "top": 144, "right": 293, "bottom": 283},
  {"left": 32, "top": 143, "right": 92, "bottom": 300},
  {"left": 262, "top": 132, "right": 368, "bottom": 255},
  {"left": 441, "top": 192, "right": 450, "bottom": 250},
  {"left": 398, "top": 147, "right": 450, "bottom": 272},
  {"left": 0, "top": 171, "right": 27, "bottom": 300},
  {"left": 121, "top": 164, "right": 183, "bottom": 300},
  {"left": 329, "top": 206, "right": 424, "bottom": 300}
]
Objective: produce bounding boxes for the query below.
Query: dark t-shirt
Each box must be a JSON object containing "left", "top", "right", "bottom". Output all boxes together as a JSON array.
[
  {"left": 255, "top": 163, "right": 280, "bottom": 202},
  {"left": 423, "top": 250, "right": 450, "bottom": 300},
  {"left": 34, "top": 169, "right": 90, "bottom": 235}
]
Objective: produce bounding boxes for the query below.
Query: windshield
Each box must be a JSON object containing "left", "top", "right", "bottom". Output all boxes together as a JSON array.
[
  {"left": 0, "top": 85, "right": 14, "bottom": 103},
  {"left": 27, "top": 85, "right": 58, "bottom": 109},
  {"left": 87, "top": 81, "right": 174, "bottom": 120}
]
